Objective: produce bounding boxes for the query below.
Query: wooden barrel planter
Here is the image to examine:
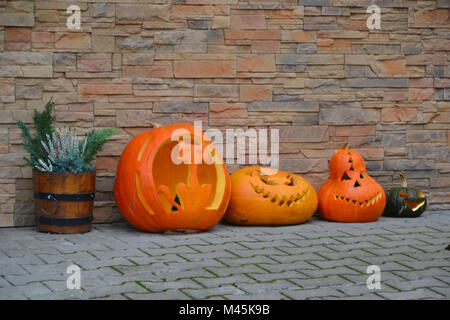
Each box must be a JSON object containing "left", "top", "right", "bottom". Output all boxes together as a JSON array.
[{"left": 33, "top": 170, "right": 96, "bottom": 234}]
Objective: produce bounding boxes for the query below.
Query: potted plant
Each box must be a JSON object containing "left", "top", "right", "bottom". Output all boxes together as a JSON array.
[{"left": 15, "top": 99, "right": 117, "bottom": 234}]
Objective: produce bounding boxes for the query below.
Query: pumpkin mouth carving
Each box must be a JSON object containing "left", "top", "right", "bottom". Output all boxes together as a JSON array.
[
  {"left": 403, "top": 199, "right": 426, "bottom": 212},
  {"left": 399, "top": 191, "right": 426, "bottom": 212},
  {"left": 333, "top": 192, "right": 383, "bottom": 207},
  {"left": 250, "top": 183, "right": 310, "bottom": 207}
]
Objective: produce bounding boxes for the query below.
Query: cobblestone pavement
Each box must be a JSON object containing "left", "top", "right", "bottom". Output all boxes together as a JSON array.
[{"left": 0, "top": 211, "right": 449, "bottom": 300}]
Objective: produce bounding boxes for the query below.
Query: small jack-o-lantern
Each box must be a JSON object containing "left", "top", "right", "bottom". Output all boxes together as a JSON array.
[
  {"left": 318, "top": 145, "right": 386, "bottom": 222},
  {"left": 224, "top": 167, "right": 318, "bottom": 225},
  {"left": 383, "top": 171, "right": 427, "bottom": 218},
  {"left": 114, "top": 123, "right": 231, "bottom": 232}
]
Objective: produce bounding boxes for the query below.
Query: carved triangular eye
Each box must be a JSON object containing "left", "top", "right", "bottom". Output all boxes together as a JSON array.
[
  {"left": 172, "top": 194, "right": 181, "bottom": 211},
  {"left": 360, "top": 172, "right": 365, "bottom": 179},
  {"left": 354, "top": 180, "right": 361, "bottom": 188},
  {"left": 350, "top": 166, "right": 354, "bottom": 171},
  {"left": 341, "top": 172, "right": 351, "bottom": 181},
  {"left": 349, "top": 158, "right": 353, "bottom": 163}
]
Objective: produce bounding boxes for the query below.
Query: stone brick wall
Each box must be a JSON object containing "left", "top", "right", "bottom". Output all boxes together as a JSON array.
[{"left": 0, "top": 0, "right": 449, "bottom": 227}]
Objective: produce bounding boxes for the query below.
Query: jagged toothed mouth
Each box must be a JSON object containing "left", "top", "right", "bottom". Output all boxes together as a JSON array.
[
  {"left": 250, "top": 183, "right": 310, "bottom": 207},
  {"left": 404, "top": 199, "right": 426, "bottom": 212},
  {"left": 333, "top": 192, "right": 383, "bottom": 207}
]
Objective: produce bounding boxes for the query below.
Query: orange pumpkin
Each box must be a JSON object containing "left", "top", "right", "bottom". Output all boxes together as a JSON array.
[
  {"left": 114, "top": 123, "right": 231, "bottom": 232},
  {"left": 318, "top": 145, "right": 386, "bottom": 222},
  {"left": 224, "top": 167, "right": 318, "bottom": 225}
]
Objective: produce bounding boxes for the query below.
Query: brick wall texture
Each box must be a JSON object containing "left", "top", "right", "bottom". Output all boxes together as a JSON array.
[{"left": 0, "top": 0, "right": 449, "bottom": 227}]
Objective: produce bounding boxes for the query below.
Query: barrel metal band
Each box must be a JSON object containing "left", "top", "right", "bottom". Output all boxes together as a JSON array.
[
  {"left": 37, "top": 215, "right": 93, "bottom": 227},
  {"left": 34, "top": 191, "right": 95, "bottom": 202}
]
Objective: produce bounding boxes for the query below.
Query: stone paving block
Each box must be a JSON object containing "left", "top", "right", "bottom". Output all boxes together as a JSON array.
[
  {"left": 377, "top": 288, "right": 447, "bottom": 300},
  {"left": 183, "top": 285, "right": 246, "bottom": 299},
  {"left": 185, "top": 243, "right": 248, "bottom": 253},
  {"left": 0, "top": 262, "right": 29, "bottom": 276},
  {"left": 127, "top": 254, "right": 189, "bottom": 265},
  {"left": 195, "top": 274, "right": 257, "bottom": 288},
  {"left": 306, "top": 257, "right": 368, "bottom": 269},
  {"left": 90, "top": 294, "right": 129, "bottom": 300},
  {"left": 270, "top": 252, "right": 329, "bottom": 264},
  {"left": 341, "top": 271, "right": 409, "bottom": 285},
  {"left": 77, "top": 257, "right": 137, "bottom": 270},
  {"left": 313, "top": 249, "right": 378, "bottom": 260},
  {"left": 355, "top": 253, "right": 421, "bottom": 264},
  {"left": 331, "top": 234, "right": 395, "bottom": 244},
  {"left": 138, "top": 246, "right": 200, "bottom": 256},
  {"left": 259, "top": 261, "right": 319, "bottom": 273},
  {"left": 84, "top": 282, "right": 151, "bottom": 299},
  {"left": 236, "top": 280, "right": 300, "bottom": 295},
  {"left": 247, "top": 271, "right": 310, "bottom": 283},
  {"left": 224, "top": 292, "right": 289, "bottom": 300},
  {"left": 333, "top": 282, "right": 401, "bottom": 297},
  {"left": 397, "top": 259, "right": 450, "bottom": 271},
  {"left": 0, "top": 253, "right": 45, "bottom": 265},
  {"left": 427, "top": 286, "right": 450, "bottom": 298},
  {"left": 178, "top": 250, "right": 239, "bottom": 262},
  {"left": 290, "top": 275, "right": 354, "bottom": 289},
  {"left": 139, "top": 279, "right": 203, "bottom": 292},
  {"left": 285, "top": 237, "right": 346, "bottom": 247},
  {"left": 335, "top": 293, "right": 386, "bottom": 300},
  {"left": 383, "top": 277, "right": 449, "bottom": 291},
  {"left": 37, "top": 251, "right": 98, "bottom": 265},
  {"left": 301, "top": 266, "right": 364, "bottom": 279},
  {"left": 281, "top": 287, "right": 346, "bottom": 300},
  {"left": 0, "top": 276, "right": 12, "bottom": 288},
  {"left": 392, "top": 268, "right": 450, "bottom": 281},
  {"left": 205, "top": 264, "right": 269, "bottom": 278},
  {"left": 26, "top": 290, "right": 90, "bottom": 300},
  {"left": 156, "top": 268, "right": 217, "bottom": 282},
  {"left": 87, "top": 248, "right": 147, "bottom": 260},
  {"left": 124, "top": 289, "right": 191, "bottom": 300},
  {"left": 217, "top": 255, "right": 278, "bottom": 267},
  {"left": 227, "top": 247, "right": 288, "bottom": 259},
  {"left": 0, "top": 282, "right": 52, "bottom": 299},
  {"left": 235, "top": 240, "right": 298, "bottom": 250}
]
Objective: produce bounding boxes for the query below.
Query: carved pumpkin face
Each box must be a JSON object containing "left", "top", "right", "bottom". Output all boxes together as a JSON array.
[
  {"left": 318, "top": 145, "right": 386, "bottom": 222},
  {"left": 114, "top": 123, "right": 231, "bottom": 232},
  {"left": 224, "top": 167, "right": 318, "bottom": 225},
  {"left": 383, "top": 172, "right": 427, "bottom": 218}
]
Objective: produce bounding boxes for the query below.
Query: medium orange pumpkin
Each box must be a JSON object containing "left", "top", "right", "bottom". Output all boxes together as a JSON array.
[
  {"left": 114, "top": 123, "right": 231, "bottom": 232},
  {"left": 318, "top": 145, "right": 386, "bottom": 222},
  {"left": 224, "top": 167, "right": 318, "bottom": 225}
]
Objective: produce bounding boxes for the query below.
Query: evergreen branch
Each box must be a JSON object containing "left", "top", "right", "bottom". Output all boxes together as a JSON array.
[{"left": 82, "top": 128, "right": 118, "bottom": 164}]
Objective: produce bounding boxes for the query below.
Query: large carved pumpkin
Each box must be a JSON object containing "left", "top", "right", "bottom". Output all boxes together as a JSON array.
[
  {"left": 114, "top": 123, "right": 231, "bottom": 232},
  {"left": 318, "top": 145, "right": 386, "bottom": 222},
  {"left": 224, "top": 167, "right": 318, "bottom": 225}
]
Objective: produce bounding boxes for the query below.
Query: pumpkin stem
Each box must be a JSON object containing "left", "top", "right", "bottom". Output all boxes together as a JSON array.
[
  {"left": 335, "top": 143, "right": 348, "bottom": 153},
  {"left": 399, "top": 171, "right": 407, "bottom": 188}
]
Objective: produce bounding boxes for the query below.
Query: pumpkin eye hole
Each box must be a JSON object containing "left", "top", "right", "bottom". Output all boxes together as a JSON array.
[
  {"left": 417, "top": 192, "right": 425, "bottom": 198},
  {"left": 399, "top": 192, "right": 411, "bottom": 197},
  {"left": 259, "top": 175, "right": 277, "bottom": 185},
  {"left": 360, "top": 172, "right": 365, "bottom": 179},
  {"left": 349, "top": 166, "right": 354, "bottom": 171},
  {"left": 354, "top": 180, "right": 362, "bottom": 188},
  {"left": 341, "top": 172, "right": 352, "bottom": 181},
  {"left": 285, "top": 176, "right": 297, "bottom": 186}
]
